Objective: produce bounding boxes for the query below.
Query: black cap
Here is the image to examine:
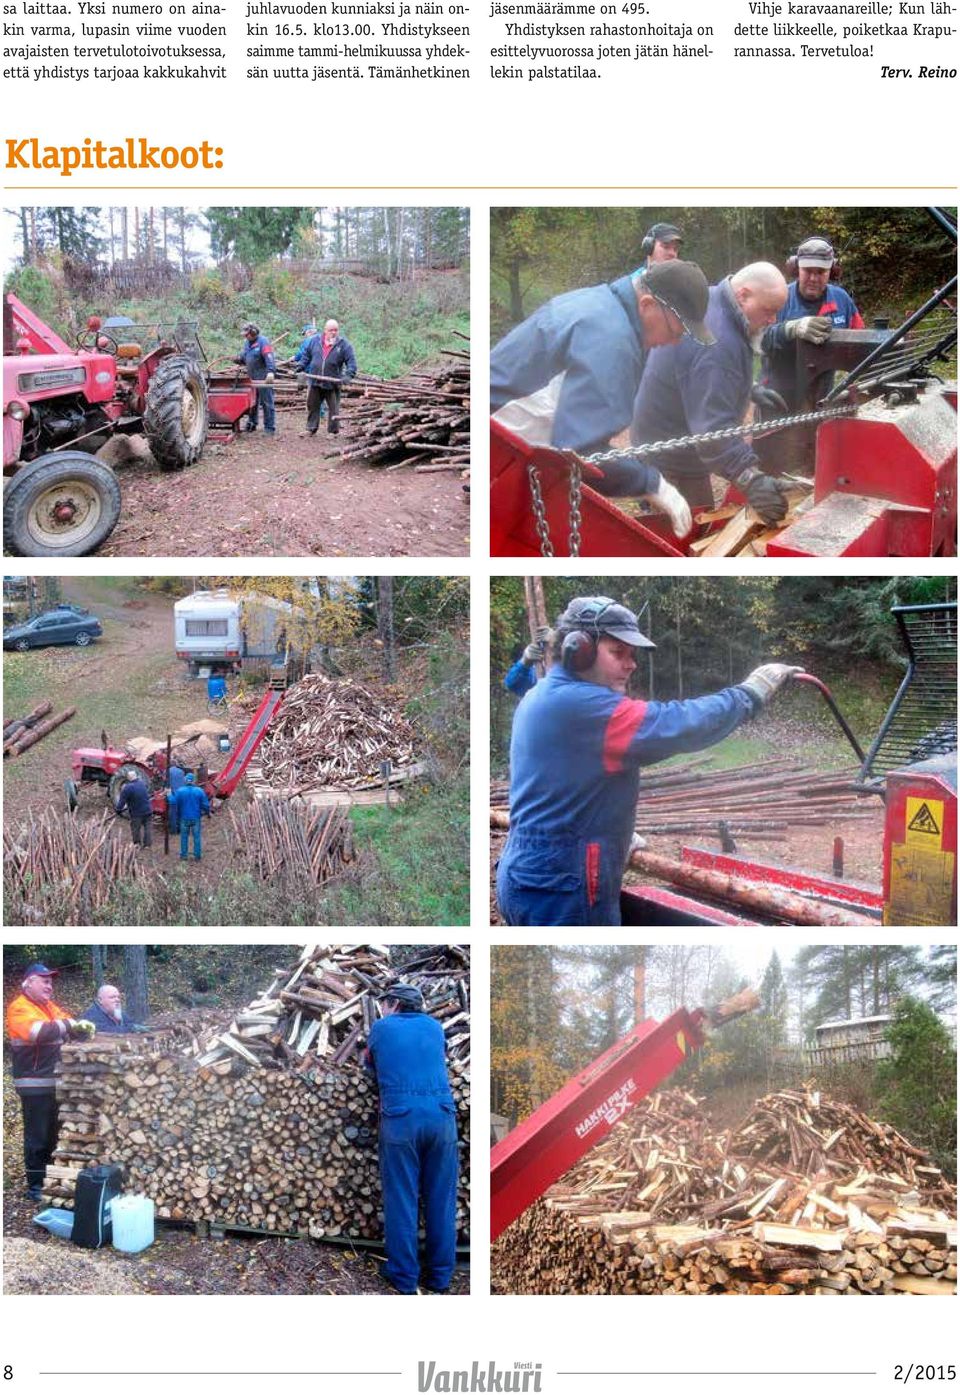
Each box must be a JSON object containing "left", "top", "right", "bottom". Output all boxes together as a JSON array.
[
  {"left": 380, "top": 983, "right": 425, "bottom": 1010},
  {"left": 649, "top": 222, "right": 683, "bottom": 245},
  {"left": 242, "top": 322, "right": 259, "bottom": 335},
  {"left": 559, "top": 597, "right": 655, "bottom": 650},
  {"left": 796, "top": 236, "right": 835, "bottom": 269},
  {"left": 641, "top": 261, "right": 714, "bottom": 346},
  {"left": 24, "top": 962, "right": 59, "bottom": 978}
]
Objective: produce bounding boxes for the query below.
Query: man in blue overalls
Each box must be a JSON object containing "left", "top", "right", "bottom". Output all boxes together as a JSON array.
[
  {"left": 366, "top": 983, "right": 459, "bottom": 1295},
  {"left": 235, "top": 322, "right": 277, "bottom": 435},
  {"left": 497, "top": 596, "right": 801, "bottom": 926},
  {"left": 166, "top": 771, "right": 211, "bottom": 861}
]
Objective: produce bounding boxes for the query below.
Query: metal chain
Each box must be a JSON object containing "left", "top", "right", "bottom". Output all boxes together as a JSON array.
[
  {"left": 527, "top": 461, "right": 554, "bottom": 557},
  {"left": 582, "top": 402, "right": 858, "bottom": 464},
  {"left": 568, "top": 458, "right": 582, "bottom": 558}
]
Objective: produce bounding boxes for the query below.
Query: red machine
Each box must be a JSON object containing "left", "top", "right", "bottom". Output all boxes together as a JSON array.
[
  {"left": 67, "top": 671, "right": 286, "bottom": 816},
  {"left": 491, "top": 989, "right": 758, "bottom": 1241},
  {"left": 490, "top": 378, "right": 957, "bottom": 559},
  {"left": 4, "top": 292, "right": 262, "bottom": 556}
]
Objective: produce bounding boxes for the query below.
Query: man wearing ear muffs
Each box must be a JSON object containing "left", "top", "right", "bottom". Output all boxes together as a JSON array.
[
  {"left": 760, "top": 236, "right": 864, "bottom": 411},
  {"left": 495, "top": 595, "right": 801, "bottom": 926}
]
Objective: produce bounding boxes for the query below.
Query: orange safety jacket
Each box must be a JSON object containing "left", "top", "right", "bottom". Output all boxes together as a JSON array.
[{"left": 6, "top": 994, "right": 71, "bottom": 1094}]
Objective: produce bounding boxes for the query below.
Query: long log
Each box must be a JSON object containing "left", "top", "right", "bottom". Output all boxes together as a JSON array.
[
  {"left": 629, "top": 848, "right": 876, "bottom": 927},
  {"left": 5, "top": 707, "right": 76, "bottom": 757}
]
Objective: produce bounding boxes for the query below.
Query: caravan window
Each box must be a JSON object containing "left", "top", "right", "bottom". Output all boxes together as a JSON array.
[{"left": 185, "top": 619, "right": 229, "bottom": 636}]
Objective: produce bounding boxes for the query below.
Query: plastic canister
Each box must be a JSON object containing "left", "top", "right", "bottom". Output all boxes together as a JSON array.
[
  {"left": 110, "top": 1194, "right": 155, "bottom": 1253},
  {"left": 32, "top": 1207, "right": 75, "bottom": 1240}
]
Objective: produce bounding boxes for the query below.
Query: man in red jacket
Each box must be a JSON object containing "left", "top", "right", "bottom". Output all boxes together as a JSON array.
[{"left": 7, "top": 964, "right": 93, "bottom": 1200}]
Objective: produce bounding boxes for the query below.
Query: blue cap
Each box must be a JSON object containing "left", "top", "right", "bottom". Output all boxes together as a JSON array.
[
  {"left": 185, "top": 771, "right": 195, "bottom": 783},
  {"left": 24, "top": 962, "right": 59, "bottom": 977}
]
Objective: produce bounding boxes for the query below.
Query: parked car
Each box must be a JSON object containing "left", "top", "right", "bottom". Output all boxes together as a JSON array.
[{"left": 3, "top": 604, "right": 103, "bottom": 651}]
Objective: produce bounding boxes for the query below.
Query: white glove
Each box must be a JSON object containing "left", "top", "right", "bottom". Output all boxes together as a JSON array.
[
  {"left": 629, "top": 833, "right": 648, "bottom": 855},
  {"left": 784, "top": 316, "right": 832, "bottom": 344},
  {"left": 645, "top": 478, "right": 692, "bottom": 537},
  {"left": 521, "top": 642, "right": 541, "bottom": 665},
  {"left": 265, "top": 372, "right": 276, "bottom": 383},
  {"left": 740, "top": 663, "right": 804, "bottom": 705}
]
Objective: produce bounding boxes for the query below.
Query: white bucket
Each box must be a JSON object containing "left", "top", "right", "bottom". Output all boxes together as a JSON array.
[{"left": 110, "top": 1193, "right": 155, "bottom": 1253}]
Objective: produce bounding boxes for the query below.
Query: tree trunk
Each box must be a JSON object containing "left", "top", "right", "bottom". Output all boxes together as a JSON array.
[
  {"left": 91, "top": 946, "right": 107, "bottom": 986},
  {"left": 377, "top": 577, "right": 395, "bottom": 683},
  {"left": 508, "top": 257, "right": 524, "bottom": 322},
  {"left": 123, "top": 945, "right": 149, "bottom": 1022}
]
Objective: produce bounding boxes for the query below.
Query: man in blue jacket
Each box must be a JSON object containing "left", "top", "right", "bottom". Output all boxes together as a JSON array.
[
  {"left": 115, "top": 771, "right": 154, "bottom": 849},
  {"left": 166, "top": 771, "right": 211, "bottom": 862},
  {"left": 631, "top": 263, "right": 791, "bottom": 524},
  {"left": 235, "top": 322, "right": 277, "bottom": 435},
  {"left": 761, "top": 236, "right": 865, "bottom": 410},
  {"left": 84, "top": 984, "right": 144, "bottom": 1035},
  {"left": 503, "top": 626, "right": 551, "bottom": 698},
  {"left": 299, "top": 319, "right": 357, "bottom": 436},
  {"left": 496, "top": 595, "right": 800, "bottom": 926},
  {"left": 366, "top": 984, "right": 458, "bottom": 1295}
]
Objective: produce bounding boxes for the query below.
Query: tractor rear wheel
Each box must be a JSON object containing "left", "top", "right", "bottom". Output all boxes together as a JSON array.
[
  {"left": 108, "top": 763, "right": 147, "bottom": 813},
  {"left": 143, "top": 354, "right": 208, "bottom": 468},
  {"left": 3, "top": 452, "right": 122, "bottom": 557},
  {"left": 64, "top": 778, "right": 79, "bottom": 813}
]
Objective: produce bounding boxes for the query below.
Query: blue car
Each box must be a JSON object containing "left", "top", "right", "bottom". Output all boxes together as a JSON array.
[{"left": 3, "top": 603, "right": 103, "bottom": 651}]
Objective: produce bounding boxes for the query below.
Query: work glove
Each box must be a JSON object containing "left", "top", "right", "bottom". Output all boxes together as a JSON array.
[
  {"left": 784, "top": 315, "right": 833, "bottom": 345},
  {"left": 644, "top": 478, "right": 692, "bottom": 537},
  {"left": 521, "top": 626, "right": 551, "bottom": 666},
  {"left": 734, "top": 467, "right": 789, "bottom": 525},
  {"left": 296, "top": 373, "right": 308, "bottom": 388},
  {"left": 265, "top": 372, "right": 275, "bottom": 384},
  {"left": 68, "top": 1019, "right": 97, "bottom": 1040},
  {"left": 740, "top": 663, "right": 804, "bottom": 706},
  {"left": 629, "top": 832, "right": 648, "bottom": 855},
  {"left": 750, "top": 384, "right": 789, "bottom": 419},
  {"left": 234, "top": 356, "right": 245, "bottom": 366}
]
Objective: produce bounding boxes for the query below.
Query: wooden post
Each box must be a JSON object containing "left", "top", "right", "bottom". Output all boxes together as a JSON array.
[
  {"left": 164, "top": 734, "right": 172, "bottom": 855},
  {"left": 523, "top": 576, "right": 548, "bottom": 678}
]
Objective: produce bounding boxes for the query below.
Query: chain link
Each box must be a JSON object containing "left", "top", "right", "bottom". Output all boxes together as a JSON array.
[{"left": 526, "top": 401, "right": 859, "bottom": 555}]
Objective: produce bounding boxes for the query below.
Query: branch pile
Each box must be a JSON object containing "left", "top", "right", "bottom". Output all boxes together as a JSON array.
[
  {"left": 492, "top": 1088, "right": 956, "bottom": 1295},
  {"left": 252, "top": 674, "right": 418, "bottom": 791},
  {"left": 3, "top": 811, "right": 145, "bottom": 927},
  {"left": 338, "top": 352, "right": 470, "bottom": 472},
  {"left": 227, "top": 800, "right": 356, "bottom": 886},
  {"left": 44, "top": 945, "right": 470, "bottom": 1243}
]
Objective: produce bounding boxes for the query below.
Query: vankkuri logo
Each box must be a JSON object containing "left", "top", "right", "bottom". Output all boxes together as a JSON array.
[
  {"left": 574, "top": 1079, "right": 637, "bottom": 1138},
  {"left": 418, "top": 1363, "right": 543, "bottom": 1392}
]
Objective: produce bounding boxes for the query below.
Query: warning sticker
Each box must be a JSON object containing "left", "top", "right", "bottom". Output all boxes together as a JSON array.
[
  {"left": 885, "top": 843, "right": 955, "bottom": 926},
  {"left": 904, "top": 796, "right": 944, "bottom": 846}
]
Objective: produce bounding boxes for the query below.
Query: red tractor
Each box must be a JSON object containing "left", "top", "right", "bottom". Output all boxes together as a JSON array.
[
  {"left": 3, "top": 293, "right": 258, "bottom": 558},
  {"left": 65, "top": 668, "right": 288, "bottom": 818}
]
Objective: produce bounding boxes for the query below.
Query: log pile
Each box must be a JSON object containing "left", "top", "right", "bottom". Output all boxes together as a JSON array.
[
  {"left": 227, "top": 800, "right": 356, "bottom": 886},
  {"left": 44, "top": 945, "right": 471, "bottom": 1243},
  {"left": 3, "top": 811, "right": 146, "bottom": 927},
  {"left": 492, "top": 1088, "right": 956, "bottom": 1295},
  {"left": 3, "top": 704, "right": 76, "bottom": 758},
  {"left": 338, "top": 353, "right": 470, "bottom": 472},
  {"left": 252, "top": 674, "right": 418, "bottom": 791}
]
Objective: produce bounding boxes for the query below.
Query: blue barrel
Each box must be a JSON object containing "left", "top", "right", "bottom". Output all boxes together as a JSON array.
[{"left": 207, "top": 675, "right": 227, "bottom": 703}]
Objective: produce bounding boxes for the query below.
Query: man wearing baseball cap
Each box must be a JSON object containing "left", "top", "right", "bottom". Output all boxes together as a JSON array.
[
  {"left": 492, "top": 256, "right": 709, "bottom": 455},
  {"left": 640, "top": 222, "right": 684, "bottom": 271},
  {"left": 7, "top": 963, "right": 95, "bottom": 1200},
  {"left": 496, "top": 595, "right": 800, "bottom": 926},
  {"left": 365, "top": 983, "right": 459, "bottom": 1294},
  {"left": 631, "top": 261, "right": 793, "bottom": 525},
  {"left": 761, "top": 236, "right": 864, "bottom": 411}
]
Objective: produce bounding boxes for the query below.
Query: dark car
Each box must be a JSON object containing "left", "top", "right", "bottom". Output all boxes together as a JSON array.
[{"left": 3, "top": 604, "right": 103, "bottom": 651}]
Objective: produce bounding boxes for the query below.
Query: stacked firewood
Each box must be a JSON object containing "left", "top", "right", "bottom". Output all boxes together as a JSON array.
[
  {"left": 227, "top": 800, "right": 356, "bottom": 886},
  {"left": 3, "top": 811, "right": 145, "bottom": 927},
  {"left": 44, "top": 945, "right": 470, "bottom": 1243},
  {"left": 339, "top": 352, "right": 470, "bottom": 472},
  {"left": 3, "top": 701, "right": 76, "bottom": 758},
  {"left": 253, "top": 674, "right": 418, "bottom": 791},
  {"left": 492, "top": 1089, "right": 956, "bottom": 1295}
]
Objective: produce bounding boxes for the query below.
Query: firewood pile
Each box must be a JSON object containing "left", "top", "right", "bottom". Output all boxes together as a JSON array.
[
  {"left": 338, "top": 352, "right": 470, "bottom": 473},
  {"left": 228, "top": 800, "right": 356, "bottom": 886},
  {"left": 252, "top": 674, "right": 418, "bottom": 791},
  {"left": 492, "top": 1088, "right": 956, "bottom": 1295},
  {"left": 43, "top": 945, "right": 471, "bottom": 1243},
  {"left": 3, "top": 811, "right": 146, "bottom": 927}
]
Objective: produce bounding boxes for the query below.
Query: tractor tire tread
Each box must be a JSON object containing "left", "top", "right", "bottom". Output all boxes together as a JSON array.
[{"left": 143, "top": 354, "right": 208, "bottom": 469}]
